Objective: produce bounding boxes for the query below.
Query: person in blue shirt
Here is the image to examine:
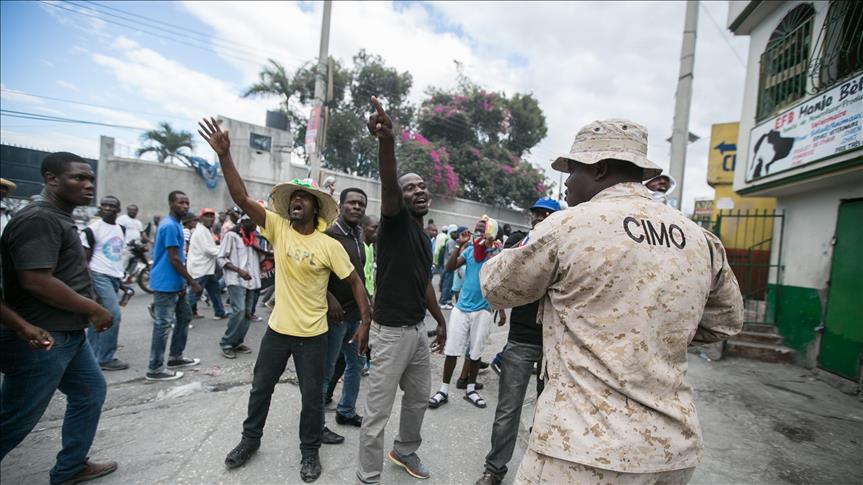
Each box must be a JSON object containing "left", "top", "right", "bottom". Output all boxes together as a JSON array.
[
  {"left": 429, "top": 217, "right": 501, "bottom": 410},
  {"left": 145, "top": 190, "right": 203, "bottom": 381}
]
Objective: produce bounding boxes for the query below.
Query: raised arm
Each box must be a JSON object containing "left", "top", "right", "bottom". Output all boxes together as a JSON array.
[
  {"left": 367, "top": 97, "right": 400, "bottom": 217},
  {"left": 198, "top": 117, "right": 266, "bottom": 228}
]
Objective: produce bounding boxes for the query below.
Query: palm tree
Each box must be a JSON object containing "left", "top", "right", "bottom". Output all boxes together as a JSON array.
[
  {"left": 242, "top": 59, "right": 294, "bottom": 110},
  {"left": 136, "top": 122, "right": 194, "bottom": 166}
]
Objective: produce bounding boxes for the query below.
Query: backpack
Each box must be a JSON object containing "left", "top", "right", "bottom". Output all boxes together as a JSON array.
[{"left": 84, "top": 224, "right": 125, "bottom": 261}]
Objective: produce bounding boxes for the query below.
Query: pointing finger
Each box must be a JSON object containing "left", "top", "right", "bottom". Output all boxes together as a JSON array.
[{"left": 370, "top": 96, "right": 385, "bottom": 116}]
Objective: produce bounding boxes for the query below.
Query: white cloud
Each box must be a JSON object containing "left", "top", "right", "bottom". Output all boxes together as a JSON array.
[
  {"left": 56, "top": 80, "right": 80, "bottom": 91},
  {"left": 179, "top": 1, "right": 747, "bottom": 212}
]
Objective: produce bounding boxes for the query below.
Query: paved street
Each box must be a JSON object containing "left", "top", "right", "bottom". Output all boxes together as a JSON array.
[{"left": 2, "top": 289, "right": 862, "bottom": 485}]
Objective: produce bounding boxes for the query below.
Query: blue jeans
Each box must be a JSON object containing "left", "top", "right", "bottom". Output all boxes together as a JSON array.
[
  {"left": 220, "top": 285, "right": 254, "bottom": 349},
  {"left": 148, "top": 291, "right": 192, "bottom": 373},
  {"left": 86, "top": 272, "right": 122, "bottom": 364},
  {"left": 0, "top": 329, "right": 107, "bottom": 483},
  {"left": 439, "top": 270, "right": 454, "bottom": 305},
  {"left": 188, "top": 274, "right": 226, "bottom": 317},
  {"left": 322, "top": 320, "right": 363, "bottom": 420}
]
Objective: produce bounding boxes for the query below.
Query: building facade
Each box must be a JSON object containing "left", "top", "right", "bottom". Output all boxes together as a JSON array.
[{"left": 728, "top": 0, "right": 862, "bottom": 386}]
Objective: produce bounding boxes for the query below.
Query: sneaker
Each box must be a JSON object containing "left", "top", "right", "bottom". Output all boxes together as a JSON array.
[
  {"left": 145, "top": 370, "right": 184, "bottom": 381},
  {"left": 213, "top": 314, "right": 228, "bottom": 320},
  {"left": 440, "top": 303, "right": 453, "bottom": 310},
  {"left": 300, "top": 454, "right": 322, "bottom": 483},
  {"left": 50, "top": 460, "right": 118, "bottom": 485},
  {"left": 225, "top": 440, "right": 259, "bottom": 469},
  {"left": 167, "top": 357, "right": 201, "bottom": 369},
  {"left": 455, "top": 378, "right": 484, "bottom": 390},
  {"left": 387, "top": 450, "right": 429, "bottom": 479},
  {"left": 100, "top": 359, "right": 129, "bottom": 371},
  {"left": 321, "top": 426, "right": 344, "bottom": 445},
  {"left": 478, "top": 360, "right": 490, "bottom": 370},
  {"left": 221, "top": 347, "right": 237, "bottom": 359},
  {"left": 335, "top": 413, "right": 363, "bottom": 427},
  {"left": 475, "top": 470, "right": 503, "bottom": 485},
  {"left": 233, "top": 344, "right": 253, "bottom": 354}
]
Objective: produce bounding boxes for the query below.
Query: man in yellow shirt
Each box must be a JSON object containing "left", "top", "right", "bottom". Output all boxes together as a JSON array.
[{"left": 199, "top": 117, "right": 371, "bottom": 483}]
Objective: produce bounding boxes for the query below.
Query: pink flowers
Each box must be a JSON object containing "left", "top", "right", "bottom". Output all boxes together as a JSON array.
[
  {"left": 500, "top": 164, "right": 513, "bottom": 174},
  {"left": 535, "top": 182, "right": 546, "bottom": 193},
  {"left": 469, "top": 147, "right": 482, "bottom": 158}
]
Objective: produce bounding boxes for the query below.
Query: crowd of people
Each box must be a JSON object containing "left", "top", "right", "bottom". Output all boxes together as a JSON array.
[{"left": 0, "top": 101, "right": 743, "bottom": 485}]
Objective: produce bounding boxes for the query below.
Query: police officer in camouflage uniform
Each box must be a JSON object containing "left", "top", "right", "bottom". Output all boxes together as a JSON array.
[{"left": 480, "top": 119, "right": 744, "bottom": 484}]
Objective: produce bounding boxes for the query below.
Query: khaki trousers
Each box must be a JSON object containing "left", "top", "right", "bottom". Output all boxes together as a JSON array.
[
  {"left": 356, "top": 323, "right": 431, "bottom": 483},
  {"left": 515, "top": 449, "right": 695, "bottom": 485}
]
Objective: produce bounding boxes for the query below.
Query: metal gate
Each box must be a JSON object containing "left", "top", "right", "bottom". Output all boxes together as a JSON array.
[{"left": 694, "top": 209, "right": 785, "bottom": 324}]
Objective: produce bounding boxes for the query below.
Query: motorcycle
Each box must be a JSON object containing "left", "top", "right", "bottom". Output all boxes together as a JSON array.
[{"left": 122, "top": 240, "right": 152, "bottom": 296}]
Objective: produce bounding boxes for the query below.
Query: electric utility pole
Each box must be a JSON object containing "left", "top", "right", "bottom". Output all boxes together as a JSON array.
[
  {"left": 668, "top": 0, "right": 698, "bottom": 210},
  {"left": 307, "top": 0, "right": 332, "bottom": 183}
]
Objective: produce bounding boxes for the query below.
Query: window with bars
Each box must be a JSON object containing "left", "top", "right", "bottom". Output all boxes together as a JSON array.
[
  {"left": 756, "top": 4, "right": 815, "bottom": 121},
  {"left": 809, "top": 0, "right": 863, "bottom": 92}
]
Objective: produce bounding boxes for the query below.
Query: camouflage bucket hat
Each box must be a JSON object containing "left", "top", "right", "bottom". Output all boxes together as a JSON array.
[
  {"left": 551, "top": 119, "right": 663, "bottom": 181},
  {"left": 269, "top": 178, "right": 339, "bottom": 228}
]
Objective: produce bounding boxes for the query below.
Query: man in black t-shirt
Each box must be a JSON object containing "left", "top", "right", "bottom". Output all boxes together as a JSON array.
[
  {"left": 474, "top": 196, "right": 560, "bottom": 485},
  {"left": 0, "top": 152, "right": 118, "bottom": 484},
  {"left": 352, "top": 97, "right": 447, "bottom": 484}
]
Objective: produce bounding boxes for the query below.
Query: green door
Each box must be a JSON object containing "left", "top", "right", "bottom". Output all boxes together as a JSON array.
[{"left": 819, "top": 198, "right": 863, "bottom": 380}]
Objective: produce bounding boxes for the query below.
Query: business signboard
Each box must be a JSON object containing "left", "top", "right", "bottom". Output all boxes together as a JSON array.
[
  {"left": 746, "top": 73, "right": 862, "bottom": 182},
  {"left": 707, "top": 122, "right": 739, "bottom": 186}
]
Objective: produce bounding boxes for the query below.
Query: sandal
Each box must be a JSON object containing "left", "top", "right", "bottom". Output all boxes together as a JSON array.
[
  {"left": 428, "top": 391, "right": 448, "bottom": 409},
  {"left": 464, "top": 390, "right": 487, "bottom": 409}
]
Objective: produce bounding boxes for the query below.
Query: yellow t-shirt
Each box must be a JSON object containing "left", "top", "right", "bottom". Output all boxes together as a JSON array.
[{"left": 261, "top": 210, "right": 354, "bottom": 337}]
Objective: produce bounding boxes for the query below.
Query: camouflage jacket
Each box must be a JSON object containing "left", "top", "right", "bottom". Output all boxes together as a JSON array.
[{"left": 480, "top": 182, "right": 743, "bottom": 472}]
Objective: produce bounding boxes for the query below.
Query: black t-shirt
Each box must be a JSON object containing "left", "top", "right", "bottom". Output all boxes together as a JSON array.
[
  {"left": 0, "top": 201, "right": 93, "bottom": 331},
  {"left": 501, "top": 229, "right": 542, "bottom": 346},
  {"left": 374, "top": 206, "right": 432, "bottom": 326},
  {"left": 325, "top": 220, "right": 366, "bottom": 322}
]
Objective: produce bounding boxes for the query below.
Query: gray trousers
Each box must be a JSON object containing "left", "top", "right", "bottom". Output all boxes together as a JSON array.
[
  {"left": 356, "top": 323, "right": 430, "bottom": 483},
  {"left": 485, "top": 341, "right": 543, "bottom": 478}
]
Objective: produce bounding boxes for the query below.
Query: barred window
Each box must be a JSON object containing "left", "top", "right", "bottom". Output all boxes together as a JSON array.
[
  {"left": 809, "top": 0, "right": 863, "bottom": 92},
  {"left": 756, "top": 4, "right": 815, "bottom": 121}
]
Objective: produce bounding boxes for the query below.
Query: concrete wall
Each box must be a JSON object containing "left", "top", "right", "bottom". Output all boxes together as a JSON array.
[{"left": 98, "top": 131, "right": 530, "bottom": 231}]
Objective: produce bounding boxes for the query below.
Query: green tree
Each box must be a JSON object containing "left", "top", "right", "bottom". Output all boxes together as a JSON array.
[{"left": 136, "top": 122, "right": 194, "bottom": 165}]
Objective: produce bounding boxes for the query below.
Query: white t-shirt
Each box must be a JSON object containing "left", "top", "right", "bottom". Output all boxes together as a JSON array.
[
  {"left": 81, "top": 219, "right": 126, "bottom": 278},
  {"left": 116, "top": 214, "right": 144, "bottom": 243}
]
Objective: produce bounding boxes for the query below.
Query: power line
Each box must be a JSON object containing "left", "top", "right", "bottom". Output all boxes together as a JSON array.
[
  {"left": 700, "top": 3, "right": 747, "bottom": 68},
  {"left": 1, "top": 88, "right": 195, "bottom": 122},
  {"left": 39, "top": 1, "right": 269, "bottom": 67},
  {"left": 78, "top": 0, "right": 298, "bottom": 63},
  {"left": 0, "top": 109, "right": 151, "bottom": 131}
]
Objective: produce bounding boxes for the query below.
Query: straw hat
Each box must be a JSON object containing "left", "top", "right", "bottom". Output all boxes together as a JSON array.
[
  {"left": 551, "top": 119, "right": 663, "bottom": 180},
  {"left": 0, "top": 178, "right": 17, "bottom": 196},
  {"left": 269, "top": 178, "right": 339, "bottom": 228}
]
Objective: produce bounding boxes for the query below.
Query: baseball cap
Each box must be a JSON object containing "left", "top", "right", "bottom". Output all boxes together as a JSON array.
[{"left": 530, "top": 197, "right": 561, "bottom": 213}]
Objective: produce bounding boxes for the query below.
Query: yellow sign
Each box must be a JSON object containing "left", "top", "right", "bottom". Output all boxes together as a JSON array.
[{"left": 707, "top": 122, "right": 739, "bottom": 186}]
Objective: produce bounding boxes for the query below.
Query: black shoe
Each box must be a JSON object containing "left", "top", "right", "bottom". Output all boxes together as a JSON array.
[
  {"left": 456, "top": 377, "right": 484, "bottom": 390},
  {"left": 100, "top": 358, "right": 129, "bottom": 371},
  {"left": 478, "top": 360, "right": 490, "bottom": 370},
  {"left": 335, "top": 413, "right": 363, "bottom": 427},
  {"left": 225, "top": 440, "right": 259, "bottom": 469},
  {"left": 321, "top": 426, "right": 344, "bottom": 445},
  {"left": 167, "top": 357, "right": 201, "bottom": 369},
  {"left": 475, "top": 470, "right": 503, "bottom": 485},
  {"left": 300, "top": 454, "right": 322, "bottom": 482}
]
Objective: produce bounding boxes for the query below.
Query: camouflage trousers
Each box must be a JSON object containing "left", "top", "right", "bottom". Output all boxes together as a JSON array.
[{"left": 515, "top": 449, "right": 695, "bottom": 485}]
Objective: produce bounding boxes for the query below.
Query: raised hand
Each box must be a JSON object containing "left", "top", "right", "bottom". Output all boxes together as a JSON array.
[
  {"left": 367, "top": 96, "right": 394, "bottom": 141},
  {"left": 198, "top": 117, "right": 231, "bottom": 156}
]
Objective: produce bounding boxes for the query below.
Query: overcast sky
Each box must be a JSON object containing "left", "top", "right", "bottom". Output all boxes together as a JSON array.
[{"left": 0, "top": 1, "right": 749, "bottom": 213}]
